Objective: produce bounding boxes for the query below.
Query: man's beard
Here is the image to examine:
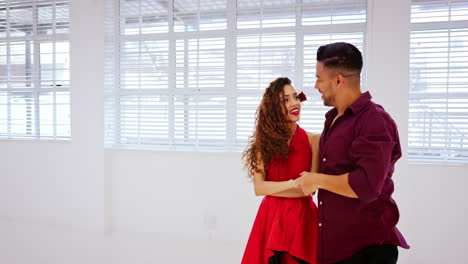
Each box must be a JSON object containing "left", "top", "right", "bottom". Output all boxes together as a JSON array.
[{"left": 323, "top": 95, "right": 333, "bottom": 107}]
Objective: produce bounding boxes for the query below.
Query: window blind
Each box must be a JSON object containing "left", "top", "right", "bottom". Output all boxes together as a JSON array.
[
  {"left": 0, "top": 0, "right": 70, "bottom": 139},
  {"left": 105, "top": 0, "right": 367, "bottom": 151},
  {"left": 410, "top": 0, "right": 468, "bottom": 162}
]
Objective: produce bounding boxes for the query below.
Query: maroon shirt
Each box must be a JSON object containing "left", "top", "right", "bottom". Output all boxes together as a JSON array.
[{"left": 317, "top": 91, "right": 409, "bottom": 264}]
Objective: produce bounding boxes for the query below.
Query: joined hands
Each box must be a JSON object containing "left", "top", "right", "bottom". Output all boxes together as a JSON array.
[{"left": 295, "top": 171, "right": 320, "bottom": 196}]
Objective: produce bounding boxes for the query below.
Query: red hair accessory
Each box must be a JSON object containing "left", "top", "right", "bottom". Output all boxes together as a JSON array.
[{"left": 298, "top": 92, "right": 307, "bottom": 102}]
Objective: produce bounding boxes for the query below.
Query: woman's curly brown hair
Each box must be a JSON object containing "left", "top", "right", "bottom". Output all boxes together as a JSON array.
[{"left": 242, "top": 77, "right": 295, "bottom": 179}]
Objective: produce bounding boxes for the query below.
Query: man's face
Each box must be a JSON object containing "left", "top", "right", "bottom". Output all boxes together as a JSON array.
[{"left": 314, "top": 61, "right": 337, "bottom": 107}]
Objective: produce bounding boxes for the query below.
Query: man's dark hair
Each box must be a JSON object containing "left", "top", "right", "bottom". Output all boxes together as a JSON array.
[{"left": 317, "top": 42, "right": 363, "bottom": 73}]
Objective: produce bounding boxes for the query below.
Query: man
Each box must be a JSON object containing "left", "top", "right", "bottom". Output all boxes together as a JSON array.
[{"left": 296, "top": 42, "right": 409, "bottom": 264}]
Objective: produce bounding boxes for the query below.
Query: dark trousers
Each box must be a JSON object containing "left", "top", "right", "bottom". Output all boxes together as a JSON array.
[
  {"left": 269, "top": 251, "right": 309, "bottom": 264},
  {"left": 333, "top": 244, "right": 398, "bottom": 264}
]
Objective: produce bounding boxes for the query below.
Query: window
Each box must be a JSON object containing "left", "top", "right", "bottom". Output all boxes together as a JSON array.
[
  {"left": 105, "top": 0, "right": 367, "bottom": 151},
  {"left": 410, "top": 0, "right": 468, "bottom": 162},
  {"left": 0, "top": 0, "right": 70, "bottom": 139}
]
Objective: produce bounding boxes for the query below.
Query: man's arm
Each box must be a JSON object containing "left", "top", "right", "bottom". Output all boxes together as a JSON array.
[
  {"left": 298, "top": 112, "right": 399, "bottom": 202},
  {"left": 297, "top": 172, "right": 358, "bottom": 198}
]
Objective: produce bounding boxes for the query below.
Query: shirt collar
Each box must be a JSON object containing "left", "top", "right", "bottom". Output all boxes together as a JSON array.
[
  {"left": 325, "top": 91, "right": 372, "bottom": 118},
  {"left": 348, "top": 91, "right": 372, "bottom": 115},
  {"left": 325, "top": 108, "right": 338, "bottom": 119}
]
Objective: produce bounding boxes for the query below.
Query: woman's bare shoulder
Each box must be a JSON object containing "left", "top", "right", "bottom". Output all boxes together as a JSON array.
[{"left": 305, "top": 131, "right": 321, "bottom": 140}]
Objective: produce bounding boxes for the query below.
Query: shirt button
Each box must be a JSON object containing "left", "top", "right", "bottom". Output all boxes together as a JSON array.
[
  {"left": 322, "top": 158, "right": 326, "bottom": 162},
  {"left": 319, "top": 223, "right": 322, "bottom": 227},
  {"left": 319, "top": 201, "right": 323, "bottom": 205}
]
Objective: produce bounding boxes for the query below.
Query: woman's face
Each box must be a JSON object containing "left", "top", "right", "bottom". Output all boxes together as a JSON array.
[{"left": 280, "top": 84, "right": 301, "bottom": 123}]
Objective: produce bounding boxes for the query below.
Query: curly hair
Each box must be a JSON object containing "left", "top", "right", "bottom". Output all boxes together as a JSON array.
[{"left": 242, "top": 77, "right": 295, "bottom": 179}]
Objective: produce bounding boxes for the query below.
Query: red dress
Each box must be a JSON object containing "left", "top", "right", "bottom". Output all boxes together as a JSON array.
[{"left": 242, "top": 126, "right": 318, "bottom": 264}]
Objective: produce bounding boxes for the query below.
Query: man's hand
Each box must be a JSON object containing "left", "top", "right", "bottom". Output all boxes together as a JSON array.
[{"left": 296, "top": 171, "right": 320, "bottom": 195}]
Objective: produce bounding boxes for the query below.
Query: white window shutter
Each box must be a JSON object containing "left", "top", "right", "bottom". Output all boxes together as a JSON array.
[
  {"left": 410, "top": 0, "right": 468, "bottom": 162},
  {"left": 105, "top": 0, "right": 367, "bottom": 151},
  {"left": 0, "top": 0, "right": 70, "bottom": 139}
]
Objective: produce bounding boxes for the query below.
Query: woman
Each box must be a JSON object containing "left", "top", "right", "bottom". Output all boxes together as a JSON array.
[{"left": 241, "top": 77, "right": 320, "bottom": 264}]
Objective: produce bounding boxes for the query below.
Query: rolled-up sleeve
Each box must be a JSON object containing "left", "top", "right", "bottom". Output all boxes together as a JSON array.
[{"left": 347, "top": 113, "right": 397, "bottom": 203}]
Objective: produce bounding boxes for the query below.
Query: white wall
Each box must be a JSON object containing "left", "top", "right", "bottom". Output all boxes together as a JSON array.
[
  {"left": 107, "top": 150, "right": 257, "bottom": 242},
  {"left": 1, "top": 0, "right": 467, "bottom": 263},
  {"left": 0, "top": 0, "right": 105, "bottom": 231},
  {"left": 404, "top": 164, "right": 468, "bottom": 263}
]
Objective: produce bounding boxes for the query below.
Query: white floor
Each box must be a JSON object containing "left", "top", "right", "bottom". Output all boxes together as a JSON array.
[{"left": 0, "top": 217, "right": 244, "bottom": 264}]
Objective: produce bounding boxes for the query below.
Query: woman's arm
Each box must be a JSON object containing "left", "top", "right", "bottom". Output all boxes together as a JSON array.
[
  {"left": 307, "top": 132, "right": 321, "bottom": 172},
  {"left": 311, "top": 134, "right": 321, "bottom": 173},
  {"left": 267, "top": 188, "right": 308, "bottom": 198},
  {"left": 252, "top": 152, "right": 305, "bottom": 197},
  {"left": 303, "top": 132, "right": 321, "bottom": 195},
  {"left": 253, "top": 169, "right": 300, "bottom": 197}
]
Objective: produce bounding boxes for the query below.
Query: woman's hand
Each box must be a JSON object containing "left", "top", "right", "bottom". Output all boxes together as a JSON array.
[{"left": 296, "top": 171, "right": 320, "bottom": 195}]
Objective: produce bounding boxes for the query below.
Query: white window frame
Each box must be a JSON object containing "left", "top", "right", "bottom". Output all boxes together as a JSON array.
[
  {"left": 409, "top": 0, "right": 468, "bottom": 163},
  {"left": 0, "top": 0, "right": 70, "bottom": 140},
  {"left": 105, "top": 0, "right": 367, "bottom": 151}
]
